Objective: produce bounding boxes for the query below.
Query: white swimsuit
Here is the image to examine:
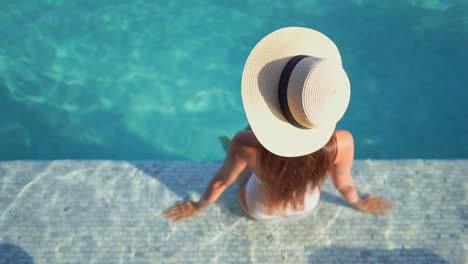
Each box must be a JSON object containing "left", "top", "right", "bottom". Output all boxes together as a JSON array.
[{"left": 245, "top": 172, "right": 321, "bottom": 223}]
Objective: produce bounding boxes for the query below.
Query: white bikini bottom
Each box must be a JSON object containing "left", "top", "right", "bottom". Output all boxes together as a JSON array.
[{"left": 245, "top": 172, "right": 320, "bottom": 224}]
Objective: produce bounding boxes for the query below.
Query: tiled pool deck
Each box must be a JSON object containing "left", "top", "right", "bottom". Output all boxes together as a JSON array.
[{"left": 0, "top": 160, "right": 466, "bottom": 263}]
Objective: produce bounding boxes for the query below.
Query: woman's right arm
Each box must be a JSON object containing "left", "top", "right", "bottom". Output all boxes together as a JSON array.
[
  {"left": 330, "top": 130, "right": 360, "bottom": 204},
  {"left": 330, "top": 130, "right": 393, "bottom": 216}
]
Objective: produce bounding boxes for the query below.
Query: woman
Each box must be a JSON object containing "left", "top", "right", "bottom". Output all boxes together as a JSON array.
[{"left": 164, "top": 27, "right": 393, "bottom": 223}]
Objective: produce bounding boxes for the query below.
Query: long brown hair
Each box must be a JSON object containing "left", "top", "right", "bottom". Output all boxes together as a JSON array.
[{"left": 257, "top": 133, "right": 337, "bottom": 216}]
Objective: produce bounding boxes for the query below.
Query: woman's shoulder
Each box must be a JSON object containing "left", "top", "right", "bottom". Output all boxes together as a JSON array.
[
  {"left": 332, "top": 129, "right": 354, "bottom": 165},
  {"left": 233, "top": 130, "right": 262, "bottom": 149},
  {"left": 333, "top": 130, "right": 354, "bottom": 144},
  {"left": 232, "top": 130, "right": 263, "bottom": 163}
]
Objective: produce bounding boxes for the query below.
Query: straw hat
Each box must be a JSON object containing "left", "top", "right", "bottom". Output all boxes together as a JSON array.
[{"left": 241, "top": 27, "right": 351, "bottom": 157}]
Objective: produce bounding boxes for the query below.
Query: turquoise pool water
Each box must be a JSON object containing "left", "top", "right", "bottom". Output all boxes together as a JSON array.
[{"left": 1, "top": 0, "right": 467, "bottom": 161}]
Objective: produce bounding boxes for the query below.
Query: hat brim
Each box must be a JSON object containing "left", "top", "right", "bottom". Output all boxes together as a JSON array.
[{"left": 241, "top": 27, "right": 342, "bottom": 157}]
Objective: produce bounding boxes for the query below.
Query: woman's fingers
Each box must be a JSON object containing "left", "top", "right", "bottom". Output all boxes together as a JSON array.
[
  {"left": 165, "top": 209, "right": 188, "bottom": 221},
  {"left": 165, "top": 215, "right": 178, "bottom": 221},
  {"left": 164, "top": 201, "right": 190, "bottom": 214},
  {"left": 375, "top": 198, "right": 393, "bottom": 209},
  {"left": 165, "top": 203, "right": 184, "bottom": 213},
  {"left": 163, "top": 204, "right": 185, "bottom": 218},
  {"left": 163, "top": 208, "right": 176, "bottom": 216},
  {"left": 164, "top": 210, "right": 181, "bottom": 219},
  {"left": 379, "top": 200, "right": 394, "bottom": 210},
  {"left": 175, "top": 215, "right": 189, "bottom": 223},
  {"left": 163, "top": 201, "right": 199, "bottom": 222},
  {"left": 164, "top": 208, "right": 182, "bottom": 217},
  {"left": 373, "top": 210, "right": 387, "bottom": 216},
  {"left": 172, "top": 216, "right": 185, "bottom": 222},
  {"left": 362, "top": 196, "right": 393, "bottom": 216},
  {"left": 367, "top": 196, "right": 393, "bottom": 208}
]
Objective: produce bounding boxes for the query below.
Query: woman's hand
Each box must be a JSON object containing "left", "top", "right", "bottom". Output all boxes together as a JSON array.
[
  {"left": 163, "top": 201, "right": 202, "bottom": 222},
  {"left": 353, "top": 194, "right": 394, "bottom": 216}
]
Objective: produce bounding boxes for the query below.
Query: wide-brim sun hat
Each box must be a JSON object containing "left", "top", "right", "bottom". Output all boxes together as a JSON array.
[{"left": 241, "top": 27, "right": 351, "bottom": 157}]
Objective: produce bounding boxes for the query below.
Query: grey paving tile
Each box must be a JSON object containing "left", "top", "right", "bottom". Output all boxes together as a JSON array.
[{"left": 0, "top": 160, "right": 466, "bottom": 263}]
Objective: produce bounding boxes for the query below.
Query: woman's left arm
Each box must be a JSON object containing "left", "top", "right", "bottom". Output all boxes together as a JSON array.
[{"left": 163, "top": 133, "right": 248, "bottom": 222}]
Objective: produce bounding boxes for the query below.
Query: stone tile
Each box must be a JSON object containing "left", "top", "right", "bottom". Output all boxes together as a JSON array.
[{"left": 0, "top": 160, "right": 465, "bottom": 263}]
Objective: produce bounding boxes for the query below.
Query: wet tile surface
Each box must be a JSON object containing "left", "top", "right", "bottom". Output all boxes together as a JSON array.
[{"left": 0, "top": 160, "right": 466, "bottom": 263}]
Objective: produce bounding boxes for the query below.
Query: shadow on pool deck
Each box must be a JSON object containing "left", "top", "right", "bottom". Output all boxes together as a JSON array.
[
  {"left": 0, "top": 160, "right": 466, "bottom": 263},
  {"left": 306, "top": 246, "right": 449, "bottom": 264},
  {"left": 131, "top": 160, "right": 360, "bottom": 222},
  {"left": 0, "top": 243, "right": 34, "bottom": 264},
  {"left": 320, "top": 191, "right": 356, "bottom": 210},
  {"left": 131, "top": 161, "right": 254, "bottom": 220}
]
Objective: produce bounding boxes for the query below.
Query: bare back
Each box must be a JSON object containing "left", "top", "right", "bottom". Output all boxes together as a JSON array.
[{"left": 235, "top": 129, "right": 355, "bottom": 192}]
